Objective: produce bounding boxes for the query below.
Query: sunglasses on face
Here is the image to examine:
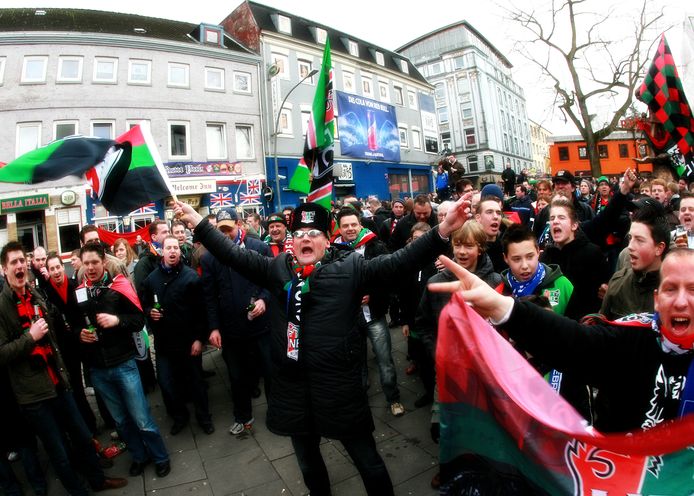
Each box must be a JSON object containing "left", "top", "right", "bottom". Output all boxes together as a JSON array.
[{"left": 293, "top": 229, "right": 324, "bottom": 239}]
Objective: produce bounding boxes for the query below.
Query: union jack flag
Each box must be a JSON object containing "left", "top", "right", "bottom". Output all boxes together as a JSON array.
[
  {"left": 210, "top": 192, "right": 234, "bottom": 208},
  {"left": 129, "top": 202, "right": 157, "bottom": 215},
  {"left": 239, "top": 179, "right": 262, "bottom": 205}
]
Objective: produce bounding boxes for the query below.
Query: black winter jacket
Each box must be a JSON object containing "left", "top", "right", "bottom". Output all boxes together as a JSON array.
[
  {"left": 194, "top": 219, "right": 450, "bottom": 439},
  {"left": 388, "top": 210, "right": 437, "bottom": 252},
  {"left": 142, "top": 263, "right": 207, "bottom": 353},
  {"left": 361, "top": 237, "right": 391, "bottom": 319}
]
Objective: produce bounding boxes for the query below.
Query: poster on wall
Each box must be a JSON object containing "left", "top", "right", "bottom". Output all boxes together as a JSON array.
[{"left": 336, "top": 91, "right": 401, "bottom": 162}]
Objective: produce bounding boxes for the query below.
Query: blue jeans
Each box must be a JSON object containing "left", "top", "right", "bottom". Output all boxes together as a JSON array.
[
  {"left": 291, "top": 433, "right": 393, "bottom": 496},
  {"left": 361, "top": 315, "right": 400, "bottom": 403},
  {"left": 156, "top": 351, "right": 211, "bottom": 426},
  {"left": 90, "top": 359, "right": 169, "bottom": 464},
  {"left": 21, "top": 390, "right": 103, "bottom": 495}
]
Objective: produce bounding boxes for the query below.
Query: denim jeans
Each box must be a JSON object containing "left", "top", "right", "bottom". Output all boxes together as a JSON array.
[
  {"left": 221, "top": 333, "right": 272, "bottom": 423},
  {"left": 156, "top": 351, "right": 211, "bottom": 426},
  {"left": 21, "top": 390, "right": 104, "bottom": 495},
  {"left": 361, "top": 315, "right": 400, "bottom": 403},
  {"left": 291, "top": 433, "right": 394, "bottom": 496},
  {"left": 90, "top": 359, "right": 169, "bottom": 464}
]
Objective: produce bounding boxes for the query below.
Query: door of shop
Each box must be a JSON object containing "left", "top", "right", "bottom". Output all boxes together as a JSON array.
[{"left": 16, "top": 211, "right": 46, "bottom": 252}]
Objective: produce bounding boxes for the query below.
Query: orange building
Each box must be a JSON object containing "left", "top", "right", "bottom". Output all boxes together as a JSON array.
[{"left": 549, "top": 132, "right": 652, "bottom": 178}]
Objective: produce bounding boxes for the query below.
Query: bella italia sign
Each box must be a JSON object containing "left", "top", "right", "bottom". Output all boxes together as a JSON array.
[{"left": 1, "top": 194, "right": 49, "bottom": 214}]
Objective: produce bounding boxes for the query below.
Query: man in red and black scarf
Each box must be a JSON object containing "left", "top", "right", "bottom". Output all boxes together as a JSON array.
[
  {"left": 263, "top": 213, "right": 293, "bottom": 257},
  {"left": 0, "top": 241, "right": 127, "bottom": 494}
]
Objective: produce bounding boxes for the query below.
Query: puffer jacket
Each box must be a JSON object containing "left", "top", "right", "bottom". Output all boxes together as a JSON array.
[{"left": 194, "top": 219, "right": 449, "bottom": 439}]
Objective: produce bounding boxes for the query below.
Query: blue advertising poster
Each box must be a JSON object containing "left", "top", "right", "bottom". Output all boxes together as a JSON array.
[{"left": 336, "top": 91, "right": 401, "bottom": 162}]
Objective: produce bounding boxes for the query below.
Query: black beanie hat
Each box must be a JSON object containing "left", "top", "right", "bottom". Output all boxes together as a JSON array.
[{"left": 290, "top": 203, "right": 331, "bottom": 234}]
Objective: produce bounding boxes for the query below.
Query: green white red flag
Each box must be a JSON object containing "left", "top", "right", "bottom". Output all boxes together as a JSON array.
[
  {"left": 288, "top": 38, "right": 334, "bottom": 209},
  {"left": 436, "top": 295, "right": 694, "bottom": 495}
]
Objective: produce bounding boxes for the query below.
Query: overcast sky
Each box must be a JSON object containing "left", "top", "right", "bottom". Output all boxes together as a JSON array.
[{"left": 4, "top": 0, "right": 691, "bottom": 135}]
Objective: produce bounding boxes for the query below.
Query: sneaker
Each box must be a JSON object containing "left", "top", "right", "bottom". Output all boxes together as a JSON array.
[
  {"left": 229, "top": 417, "right": 254, "bottom": 435},
  {"left": 390, "top": 402, "right": 405, "bottom": 417},
  {"left": 7, "top": 451, "right": 18, "bottom": 462}
]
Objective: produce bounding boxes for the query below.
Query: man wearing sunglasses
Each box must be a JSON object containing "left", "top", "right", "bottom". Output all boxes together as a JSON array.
[{"left": 174, "top": 198, "right": 470, "bottom": 496}]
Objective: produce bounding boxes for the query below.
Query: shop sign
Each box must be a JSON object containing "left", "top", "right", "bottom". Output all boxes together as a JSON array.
[
  {"left": 166, "top": 195, "right": 201, "bottom": 208},
  {"left": 171, "top": 180, "right": 216, "bottom": 195},
  {"left": 0, "top": 194, "right": 49, "bottom": 214},
  {"left": 334, "top": 162, "right": 353, "bottom": 182},
  {"left": 164, "top": 161, "right": 243, "bottom": 177},
  {"left": 61, "top": 190, "right": 77, "bottom": 206}
]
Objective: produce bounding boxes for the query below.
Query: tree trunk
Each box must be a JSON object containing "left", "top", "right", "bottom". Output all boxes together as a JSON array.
[{"left": 584, "top": 132, "right": 602, "bottom": 177}]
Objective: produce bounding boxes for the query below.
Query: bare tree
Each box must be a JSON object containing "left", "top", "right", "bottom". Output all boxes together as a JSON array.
[{"left": 506, "top": 0, "right": 662, "bottom": 176}]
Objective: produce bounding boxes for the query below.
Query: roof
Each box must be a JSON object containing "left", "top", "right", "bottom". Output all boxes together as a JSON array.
[
  {"left": 0, "top": 8, "right": 249, "bottom": 53},
  {"left": 242, "top": 1, "right": 428, "bottom": 85},
  {"left": 548, "top": 131, "right": 633, "bottom": 143},
  {"left": 396, "top": 20, "right": 512, "bottom": 69}
]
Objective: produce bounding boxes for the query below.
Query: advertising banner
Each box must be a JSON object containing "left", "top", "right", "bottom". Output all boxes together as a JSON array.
[{"left": 336, "top": 91, "right": 400, "bottom": 162}]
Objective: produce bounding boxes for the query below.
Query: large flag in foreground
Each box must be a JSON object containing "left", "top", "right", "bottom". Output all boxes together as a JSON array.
[
  {"left": 437, "top": 295, "right": 694, "bottom": 495},
  {"left": 288, "top": 38, "right": 335, "bottom": 209},
  {"left": 636, "top": 34, "right": 694, "bottom": 179},
  {"left": 0, "top": 122, "right": 171, "bottom": 215}
]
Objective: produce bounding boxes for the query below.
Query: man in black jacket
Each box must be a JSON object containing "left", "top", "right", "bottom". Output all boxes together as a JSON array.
[
  {"left": 78, "top": 243, "right": 170, "bottom": 479},
  {"left": 334, "top": 208, "right": 404, "bottom": 416},
  {"left": 200, "top": 208, "right": 272, "bottom": 436},
  {"left": 174, "top": 197, "right": 469, "bottom": 496},
  {"left": 388, "top": 194, "right": 437, "bottom": 251},
  {"left": 142, "top": 236, "right": 213, "bottom": 436}
]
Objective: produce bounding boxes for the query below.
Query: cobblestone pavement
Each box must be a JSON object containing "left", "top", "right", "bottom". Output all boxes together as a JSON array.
[{"left": 15, "top": 326, "right": 439, "bottom": 495}]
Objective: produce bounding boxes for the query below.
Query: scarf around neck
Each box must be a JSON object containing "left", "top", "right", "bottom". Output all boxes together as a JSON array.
[
  {"left": 15, "top": 290, "right": 59, "bottom": 385},
  {"left": 507, "top": 263, "right": 546, "bottom": 298},
  {"left": 283, "top": 256, "right": 321, "bottom": 362},
  {"left": 335, "top": 227, "right": 376, "bottom": 249}
]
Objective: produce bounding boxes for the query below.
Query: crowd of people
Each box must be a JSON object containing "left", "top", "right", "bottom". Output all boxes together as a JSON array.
[{"left": 0, "top": 165, "right": 693, "bottom": 494}]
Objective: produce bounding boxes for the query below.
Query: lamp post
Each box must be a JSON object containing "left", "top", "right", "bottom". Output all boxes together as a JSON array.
[{"left": 272, "top": 68, "right": 319, "bottom": 210}]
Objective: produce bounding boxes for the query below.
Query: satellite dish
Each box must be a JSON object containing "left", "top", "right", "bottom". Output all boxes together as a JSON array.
[{"left": 267, "top": 63, "right": 280, "bottom": 78}]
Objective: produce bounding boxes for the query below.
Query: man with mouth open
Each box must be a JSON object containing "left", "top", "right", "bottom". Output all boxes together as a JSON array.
[{"left": 174, "top": 198, "right": 470, "bottom": 496}]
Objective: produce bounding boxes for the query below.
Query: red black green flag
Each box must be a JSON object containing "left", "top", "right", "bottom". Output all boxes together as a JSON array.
[
  {"left": 436, "top": 295, "right": 694, "bottom": 495},
  {"left": 636, "top": 35, "right": 694, "bottom": 179},
  {"left": 0, "top": 122, "right": 172, "bottom": 215}
]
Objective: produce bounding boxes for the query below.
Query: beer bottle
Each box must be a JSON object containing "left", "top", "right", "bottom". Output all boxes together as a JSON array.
[
  {"left": 85, "top": 315, "right": 98, "bottom": 341},
  {"left": 153, "top": 294, "right": 162, "bottom": 314}
]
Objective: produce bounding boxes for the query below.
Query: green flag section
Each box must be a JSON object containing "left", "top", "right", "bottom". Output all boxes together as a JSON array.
[
  {"left": 288, "top": 38, "right": 335, "bottom": 209},
  {"left": 0, "top": 122, "right": 171, "bottom": 215},
  {"left": 636, "top": 34, "right": 694, "bottom": 179},
  {"left": 436, "top": 296, "right": 694, "bottom": 495}
]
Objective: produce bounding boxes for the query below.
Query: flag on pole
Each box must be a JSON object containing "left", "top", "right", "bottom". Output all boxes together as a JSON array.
[
  {"left": 289, "top": 38, "right": 335, "bottom": 209},
  {"left": 636, "top": 34, "right": 694, "bottom": 179},
  {"left": 0, "top": 122, "right": 172, "bottom": 215},
  {"left": 436, "top": 295, "right": 694, "bottom": 495}
]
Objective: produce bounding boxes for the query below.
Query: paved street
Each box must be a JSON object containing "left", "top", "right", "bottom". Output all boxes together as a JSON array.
[{"left": 18, "top": 326, "right": 439, "bottom": 496}]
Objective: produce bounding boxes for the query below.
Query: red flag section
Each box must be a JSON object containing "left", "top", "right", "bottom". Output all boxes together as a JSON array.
[{"left": 436, "top": 295, "right": 694, "bottom": 494}]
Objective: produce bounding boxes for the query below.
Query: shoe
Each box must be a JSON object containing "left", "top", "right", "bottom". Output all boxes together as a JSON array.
[
  {"left": 93, "top": 477, "right": 128, "bottom": 492},
  {"left": 170, "top": 421, "right": 188, "bottom": 436},
  {"left": 200, "top": 423, "right": 215, "bottom": 435},
  {"left": 390, "top": 402, "right": 405, "bottom": 417},
  {"left": 128, "top": 460, "right": 151, "bottom": 477},
  {"left": 414, "top": 394, "right": 434, "bottom": 408},
  {"left": 155, "top": 461, "right": 171, "bottom": 478},
  {"left": 405, "top": 363, "right": 418, "bottom": 375},
  {"left": 6, "top": 451, "right": 18, "bottom": 462},
  {"left": 430, "top": 472, "right": 440, "bottom": 489},
  {"left": 229, "top": 417, "right": 254, "bottom": 435}
]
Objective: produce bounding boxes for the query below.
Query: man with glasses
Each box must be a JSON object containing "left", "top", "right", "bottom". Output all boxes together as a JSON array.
[{"left": 174, "top": 199, "right": 469, "bottom": 496}]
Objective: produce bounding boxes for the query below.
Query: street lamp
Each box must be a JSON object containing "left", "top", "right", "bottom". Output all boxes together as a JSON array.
[{"left": 272, "top": 68, "right": 319, "bottom": 209}]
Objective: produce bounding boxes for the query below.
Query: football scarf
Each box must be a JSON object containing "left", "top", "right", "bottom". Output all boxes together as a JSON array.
[
  {"left": 283, "top": 258, "right": 320, "bottom": 361},
  {"left": 334, "top": 228, "right": 376, "bottom": 249},
  {"left": 507, "top": 263, "right": 546, "bottom": 298},
  {"left": 15, "top": 290, "right": 59, "bottom": 385}
]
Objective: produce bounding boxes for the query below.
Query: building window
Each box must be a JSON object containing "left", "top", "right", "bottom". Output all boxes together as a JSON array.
[
  {"left": 429, "top": 61, "right": 444, "bottom": 75},
  {"left": 408, "top": 90, "right": 417, "bottom": 109},
  {"left": 168, "top": 121, "right": 190, "bottom": 158},
  {"left": 314, "top": 27, "right": 327, "bottom": 44},
  {"left": 278, "top": 108, "right": 293, "bottom": 135},
  {"left": 128, "top": 59, "right": 151, "bottom": 85},
  {"left": 21, "top": 56, "right": 48, "bottom": 83},
  {"left": 435, "top": 82, "right": 445, "bottom": 101},
  {"left": 465, "top": 128, "right": 477, "bottom": 147},
  {"left": 598, "top": 144, "right": 608, "bottom": 158},
  {"left": 399, "top": 127, "right": 408, "bottom": 147},
  {"left": 558, "top": 146, "right": 570, "bottom": 161},
  {"left": 204, "top": 29, "right": 220, "bottom": 44},
  {"left": 438, "top": 107, "right": 449, "bottom": 124},
  {"left": 348, "top": 40, "right": 359, "bottom": 57},
  {"left": 298, "top": 59, "right": 314, "bottom": 83},
  {"left": 93, "top": 57, "right": 117, "bottom": 83},
  {"left": 468, "top": 155, "right": 479, "bottom": 172},
  {"left": 206, "top": 123, "right": 227, "bottom": 160},
  {"left": 343, "top": 71, "right": 355, "bottom": 92},
  {"left": 375, "top": 51, "right": 384, "bottom": 66},
  {"left": 277, "top": 14, "right": 291, "bottom": 34},
  {"left": 57, "top": 56, "right": 83, "bottom": 82},
  {"left": 392, "top": 86, "right": 404, "bottom": 106},
  {"left": 411, "top": 129, "right": 421, "bottom": 149},
  {"left": 301, "top": 110, "right": 311, "bottom": 136},
  {"left": 233, "top": 71, "right": 251, "bottom": 93},
  {"left": 54, "top": 121, "right": 78, "bottom": 140},
  {"left": 578, "top": 146, "right": 588, "bottom": 159},
  {"left": 0, "top": 57, "right": 5, "bottom": 85},
  {"left": 56, "top": 207, "right": 82, "bottom": 254},
  {"left": 400, "top": 60, "right": 409, "bottom": 74},
  {"left": 424, "top": 135, "right": 439, "bottom": 154},
  {"left": 91, "top": 121, "right": 114, "bottom": 139},
  {"left": 205, "top": 67, "right": 225, "bottom": 90},
  {"left": 168, "top": 63, "right": 189, "bottom": 87},
  {"left": 378, "top": 81, "right": 389, "bottom": 101},
  {"left": 619, "top": 143, "right": 629, "bottom": 158},
  {"left": 361, "top": 74, "right": 373, "bottom": 97},
  {"left": 271, "top": 53, "right": 289, "bottom": 79},
  {"left": 126, "top": 120, "right": 149, "bottom": 131},
  {"left": 16, "top": 122, "right": 41, "bottom": 156},
  {"left": 235, "top": 125, "right": 254, "bottom": 159},
  {"left": 461, "top": 105, "right": 473, "bottom": 119}
]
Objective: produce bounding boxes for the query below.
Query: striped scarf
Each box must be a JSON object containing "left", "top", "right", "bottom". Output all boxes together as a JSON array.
[{"left": 15, "top": 290, "right": 59, "bottom": 385}]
